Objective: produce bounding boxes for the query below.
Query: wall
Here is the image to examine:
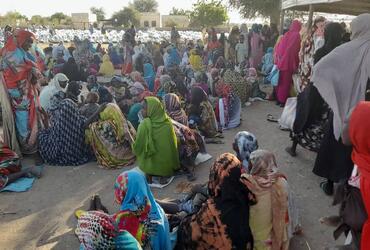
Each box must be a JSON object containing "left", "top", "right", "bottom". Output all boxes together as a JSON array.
[
  {"left": 161, "top": 15, "right": 190, "bottom": 28},
  {"left": 71, "top": 13, "right": 89, "bottom": 29},
  {"left": 139, "top": 12, "right": 160, "bottom": 28}
]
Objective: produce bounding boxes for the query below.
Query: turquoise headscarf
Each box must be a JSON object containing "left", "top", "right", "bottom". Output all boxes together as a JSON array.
[{"left": 143, "top": 63, "right": 155, "bottom": 91}]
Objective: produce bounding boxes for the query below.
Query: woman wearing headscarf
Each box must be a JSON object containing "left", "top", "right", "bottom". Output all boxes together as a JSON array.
[
  {"left": 163, "top": 93, "right": 188, "bottom": 126},
  {"left": 241, "top": 150, "right": 290, "bottom": 250},
  {"left": 287, "top": 22, "right": 344, "bottom": 158},
  {"left": 275, "top": 20, "right": 302, "bottom": 105},
  {"left": 165, "top": 46, "right": 181, "bottom": 69},
  {"left": 297, "top": 16, "right": 326, "bottom": 93},
  {"left": 122, "top": 42, "right": 133, "bottom": 74},
  {"left": 177, "top": 153, "right": 255, "bottom": 250},
  {"left": 76, "top": 211, "right": 142, "bottom": 250},
  {"left": 62, "top": 57, "right": 81, "bottom": 81},
  {"left": 249, "top": 24, "right": 264, "bottom": 68},
  {"left": 193, "top": 71, "right": 210, "bottom": 94},
  {"left": 157, "top": 74, "right": 178, "bottom": 99},
  {"left": 85, "top": 103, "right": 136, "bottom": 169},
  {"left": 311, "top": 14, "right": 370, "bottom": 195},
  {"left": 98, "top": 54, "right": 115, "bottom": 77},
  {"left": 131, "top": 97, "right": 179, "bottom": 177},
  {"left": 233, "top": 131, "right": 258, "bottom": 169},
  {"left": 38, "top": 91, "right": 91, "bottom": 166},
  {"left": 154, "top": 66, "right": 165, "bottom": 93},
  {"left": 143, "top": 63, "right": 155, "bottom": 92},
  {"left": 348, "top": 102, "right": 370, "bottom": 250},
  {"left": 0, "top": 29, "right": 45, "bottom": 156},
  {"left": 188, "top": 87, "right": 219, "bottom": 138},
  {"left": 189, "top": 48, "right": 203, "bottom": 72},
  {"left": 39, "top": 73, "right": 69, "bottom": 113}
]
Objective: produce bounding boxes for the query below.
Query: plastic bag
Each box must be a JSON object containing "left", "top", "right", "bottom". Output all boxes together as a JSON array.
[{"left": 278, "top": 97, "right": 297, "bottom": 130}]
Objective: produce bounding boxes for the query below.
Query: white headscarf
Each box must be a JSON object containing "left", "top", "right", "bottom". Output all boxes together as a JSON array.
[
  {"left": 40, "top": 73, "right": 69, "bottom": 112},
  {"left": 312, "top": 14, "right": 370, "bottom": 140}
]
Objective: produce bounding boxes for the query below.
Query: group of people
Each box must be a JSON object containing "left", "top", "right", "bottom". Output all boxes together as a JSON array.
[{"left": 1, "top": 12, "right": 370, "bottom": 250}]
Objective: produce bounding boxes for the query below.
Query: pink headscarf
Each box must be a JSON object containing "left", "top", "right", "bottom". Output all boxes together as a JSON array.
[{"left": 275, "top": 20, "right": 302, "bottom": 72}]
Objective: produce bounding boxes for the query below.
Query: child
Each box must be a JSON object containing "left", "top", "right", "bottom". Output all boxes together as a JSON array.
[
  {"left": 235, "top": 34, "right": 249, "bottom": 65},
  {"left": 246, "top": 68, "right": 266, "bottom": 100},
  {"left": 79, "top": 92, "right": 100, "bottom": 119}
]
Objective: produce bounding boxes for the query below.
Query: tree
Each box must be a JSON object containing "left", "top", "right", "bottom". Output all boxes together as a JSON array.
[
  {"left": 190, "top": 0, "right": 228, "bottom": 28},
  {"left": 90, "top": 7, "right": 106, "bottom": 21},
  {"left": 170, "top": 7, "right": 191, "bottom": 16},
  {"left": 129, "top": 0, "right": 158, "bottom": 12},
  {"left": 229, "top": 0, "right": 281, "bottom": 24},
  {"left": 2, "top": 11, "right": 28, "bottom": 26},
  {"left": 30, "top": 15, "right": 47, "bottom": 25},
  {"left": 111, "top": 7, "right": 140, "bottom": 27},
  {"left": 50, "top": 12, "right": 69, "bottom": 24}
]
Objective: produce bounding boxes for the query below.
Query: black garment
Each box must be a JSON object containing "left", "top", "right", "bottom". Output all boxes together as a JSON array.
[
  {"left": 293, "top": 84, "right": 325, "bottom": 134},
  {"left": 62, "top": 57, "right": 81, "bottom": 81},
  {"left": 312, "top": 112, "right": 353, "bottom": 182}
]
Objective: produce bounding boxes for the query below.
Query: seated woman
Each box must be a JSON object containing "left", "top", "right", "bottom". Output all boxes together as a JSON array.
[
  {"left": 193, "top": 71, "right": 210, "bottom": 95},
  {"left": 39, "top": 73, "right": 69, "bottom": 113},
  {"left": 0, "top": 141, "right": 42, "bottom": 190},
  {"left": 233, "top": 131, "right": 259, "bottom": 169},
  {"left": 163, "top": 93, "right": 188, "bottom": 126},
  {"left": 76, "top": 170, "right": 171, "bottom": 250},
  {"left": 188, "top": 87, "right": 221, "bottom": 139},
  {"left": 79, "top": 92, "right": 100, "bottom": 119},
  {"left": 85, "top": 103, "right": 136, "bottom": 169},
  {"left": 215, "top": 80, "right": 241, "bottom": 130},
  {"left": 132, "top": 97, "right": 180, "bottom": 179},
  {"left": 98, "top": 54, "right": 115, "bottom": 77},
  {"left": 241, "top": 150, "right": 290, "bottom": 250},
  {"left": 177, "top": 153, "right": 255, "bottom": 250},
  {"left": 143, "top": 63, "right": 155, "bottom": 92},
  {"left": 38, "top": 91, "right": 91, "bottom": 166}
]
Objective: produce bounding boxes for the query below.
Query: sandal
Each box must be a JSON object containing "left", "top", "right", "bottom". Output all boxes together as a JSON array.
[{"left": 267, "top": 114, "right": 278, "bottom": 123}]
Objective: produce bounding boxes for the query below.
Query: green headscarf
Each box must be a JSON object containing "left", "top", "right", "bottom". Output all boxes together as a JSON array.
[{"left": 132, "top": 97, "right": 179, "bottom": 176}]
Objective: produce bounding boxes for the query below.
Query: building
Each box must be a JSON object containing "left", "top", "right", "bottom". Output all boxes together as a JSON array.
[
  {"left": 139, "top": 12, "right": 160, "bottom": 28},
  {"left": 161, "top": 15, "right": 190, "bottom": 28},
  {"left": 71, "top": 13, "right": 90, "bottom": 29}
]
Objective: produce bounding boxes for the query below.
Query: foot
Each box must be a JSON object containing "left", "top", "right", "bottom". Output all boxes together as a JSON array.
[
  {"left": 26, "top": 165, "right": 44, "bottom": 178},
  {"left": 320, "top": 181, "right": 334, "bottom": 196},
  {"left": 285, "top": 147, "right": 297, "bottom": 157}
]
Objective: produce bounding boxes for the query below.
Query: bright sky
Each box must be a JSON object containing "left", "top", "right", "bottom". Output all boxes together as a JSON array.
[{"left": 1, "top": 0, "right": 248, "bottom": 23}]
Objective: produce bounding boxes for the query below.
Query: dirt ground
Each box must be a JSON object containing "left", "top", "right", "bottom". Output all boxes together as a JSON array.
[{"left": 0, "top": 99, "right": 342, "bottom": 250}]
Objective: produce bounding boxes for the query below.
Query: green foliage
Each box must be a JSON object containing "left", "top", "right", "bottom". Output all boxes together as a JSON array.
[
  {"left": 169, "top": 8, "right": 191, "bottom": 16},
  {"left": 190, "top": 0, "right": 228, "bottom": 28},
  {"left": 129, "top": 0, "right": 158, "bottom": 12},
  {"left": 0, "top": 11, "right": 28, "bottom": 26},
  {"left": 229, "top": 0, "right": 281, "bottom": 23},
  {"left": 50, "top": 12, "right": 69, "bottom": 25},
  {"left": 111, "top": 7, "right": 140, "bottom": 27},
  {"left": 90, "top": 7, "right": 106, "bottom": 21},
  {"left": 30, "top": 15, "right": 47, "bottom": 25}
]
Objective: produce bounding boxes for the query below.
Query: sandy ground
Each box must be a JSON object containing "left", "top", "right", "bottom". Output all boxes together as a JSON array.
[{"left": 0, "top": 99, "right": 342, "bottom": 250}]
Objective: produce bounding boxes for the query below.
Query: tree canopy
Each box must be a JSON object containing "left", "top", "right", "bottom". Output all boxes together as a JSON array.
[
  {"left": 229, "top": 0, "right": 281, "bottom": 24},
  {"left": 111, "top": 7, "right": 140, "bottom": 27},
  {"left": 50, "top": 12, "right": 71, "bottom": 25},
  {"left": 169, "top": 7, "right": 191, "bottom": 16},
  {"left": 190, "top": 0, "right": 228, "bottom": 28},
  {"left": 90, "top": 7, "right": 106, "bottom": 21},
  {"left": 129, "top": 0, "right": 158, "bottom": 12}
]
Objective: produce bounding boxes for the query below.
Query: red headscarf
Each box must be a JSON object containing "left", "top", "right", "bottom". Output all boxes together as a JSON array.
[
  {"left": 3, "top": 29, "right": 35, "bottom": 52},
  {"left": 350, "top": 101, "right": 370, "bottom": 178},
  {"left": 275, "top": 20, "right": 302, "bottom": 72}
]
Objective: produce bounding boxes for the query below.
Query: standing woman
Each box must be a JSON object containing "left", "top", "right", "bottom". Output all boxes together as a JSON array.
[
  {"left": 275, "top": 20, "right": 302, "bottom": 106},
  {"left": 311, "top": 14, "right": 370, "bottom": 195},
  {"left": 249, "top": 24, "right": 264, "bottom": 69},
  {"left": 132, "top": 97, "right": 180, "bottom": 178},
  {"left": 0, "top": 29, "right": 45, "bottom": 155}
]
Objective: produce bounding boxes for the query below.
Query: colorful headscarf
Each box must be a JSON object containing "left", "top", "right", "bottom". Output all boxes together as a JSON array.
[
  {"left": 234, "top": 131, "right": 258, "bottom": 169},
  {"left": 99, "top": 54, "right": 115, "bottom": 77},
  {"left": 143, "top": 63, "right": 155, "bottom": 91},
  {"left": 164, "top": 93, "right": 188, "bottom": 126},
  {"left": 75, "top": 210, "right": 142, "bottom": 250},
  {"left": 114, "top": 170, "right": 171, "bottom": 250}
]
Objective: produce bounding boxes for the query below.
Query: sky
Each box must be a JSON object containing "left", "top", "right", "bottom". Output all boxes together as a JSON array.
[{"left": 1, "top": 0, "right": 249, "bottom": 23}]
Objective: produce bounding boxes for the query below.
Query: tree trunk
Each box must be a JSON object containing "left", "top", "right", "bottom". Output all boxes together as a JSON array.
[{"left": 269, "top": 8, "right": 281, "bottom": 25}]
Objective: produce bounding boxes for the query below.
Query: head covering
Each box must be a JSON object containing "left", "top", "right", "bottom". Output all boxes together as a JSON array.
[
  {"left": 314, "top": 22, "right": 344, "bottom": 64},
  {"left": 130, "top": 82, "right": 145, "bottom": 96},
  {"left": 130, "top": 71, "right": 146, "bottom": 85},
  {"left": 114, "top": 170, "right": 171, "bottom": 250},
  {"left": 99, "top": 54, "right": 115, "bottom": 77},
  {"left": 191, "top": 86, "right": 208, "bottom": 107},
  {"left": 159, "top": 75, "right": 177, "bottom": 94},
  {"left": 164, "top": 93, "right": 188, "bottom": 125},
  {"left": 39, "top": 73, "right": 70, "bottom": 112},
  {"left": 312, "top": 14, "right": 370, "bottom": 140},
  {"left": 275, "top": 20, "right": 302, "bottom": 71},
  {"left": 76, "top": 210, "right": 142, "bottom": 250},
  {"left": 248, "top": 68, "right": 257, "bottom": 77},
  {"left": 15, "top": 30, "right": 35, "bottom": 48},
  {"left": 350, "top": 102, "right": 370, "bottom": 179},
  {"left": 167, "top": 47, "right": 181, "bottom": 68},
  {"left": 156, "top": 66, "right": 165, "bottom": 79},
  {"left": 234, "top": 131, "right": 258, "bottom": 168},
  {"left": 194, "top": 71, "right": 207, "bottom": 83}
]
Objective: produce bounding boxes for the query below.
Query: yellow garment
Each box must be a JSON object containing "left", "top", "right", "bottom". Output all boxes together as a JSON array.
[
  {"left": 189, "top": 50, "right": 203, "bottom": 71},
  {"left": 99, "top": 54, "right": 115, "bottom": 77}
]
